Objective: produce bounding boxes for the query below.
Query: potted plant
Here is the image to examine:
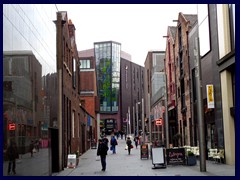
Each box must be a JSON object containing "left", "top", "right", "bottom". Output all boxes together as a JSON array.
[{"left": 186, "top": 151, "right": 196, "bottom": 166}]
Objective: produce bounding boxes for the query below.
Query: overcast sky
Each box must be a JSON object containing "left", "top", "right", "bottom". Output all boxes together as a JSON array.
[{"left": 57, "top": 4, "right": 198, "bottom": 66}]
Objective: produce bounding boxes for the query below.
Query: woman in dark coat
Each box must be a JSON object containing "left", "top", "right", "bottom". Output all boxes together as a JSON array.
[{"left": 97, "top": 139, "right": 109, "bottom": 171}]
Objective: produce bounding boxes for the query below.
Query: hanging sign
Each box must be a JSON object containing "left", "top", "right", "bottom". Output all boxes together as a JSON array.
[
  {"left": 155, "top": 118, "right": 163, "bottom": 126},
  {"left": 206, "top": 84, "right": 215, "bottom": 109},
  {"left": 8, "top": 123, "right": 16, "bottom": 131}
]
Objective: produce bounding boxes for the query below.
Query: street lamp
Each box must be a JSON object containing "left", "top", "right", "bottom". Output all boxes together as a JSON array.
[
  {"left": 141, "top": 98, "right": 145, "bottom": 144},
  {"left": 163, "top": 36, "right": 170, "bottom": 149},
  {"left": 136, "top": 101, "right": 141, "bottom": 136}
]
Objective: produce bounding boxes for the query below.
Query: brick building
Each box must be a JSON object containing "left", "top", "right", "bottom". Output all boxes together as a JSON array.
[
  {"left": 164, "top": 26, "right": 178, "bottom": 146},
  {"left": 174, "top": 13, "right": 197, "bottom": 146},
  {"left": 55, "top": 12, "right": 93, "bottom": 171},
  {"left": 78, "top": 49, "right": 98, "bottom": 142}
]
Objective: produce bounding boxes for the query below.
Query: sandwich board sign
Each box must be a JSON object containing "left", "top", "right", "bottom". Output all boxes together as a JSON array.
[
  {"left": 140, "top": 144, "right": 149, "bottom": 159},
  {"left": 151, "top": 147, "right": 166, "bottom": 169},
  {"left": 67, "top": 154, "right": 77, "bottom": 168}
]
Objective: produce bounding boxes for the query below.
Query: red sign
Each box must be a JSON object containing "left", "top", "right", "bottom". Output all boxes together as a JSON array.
[
  {"left": 8, "top": 123, "right": 16, "bottom": 131},
  {"left": 155, "top": 118, "right": 163, "bottom": 126}
]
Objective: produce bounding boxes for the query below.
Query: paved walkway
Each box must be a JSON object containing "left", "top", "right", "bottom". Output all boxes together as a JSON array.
[
  {"left": 54, "top": 136, "right": 235, "bottom": 176},
  {"left": 3, "top": 148, "right": 49, "bottom": 176}
]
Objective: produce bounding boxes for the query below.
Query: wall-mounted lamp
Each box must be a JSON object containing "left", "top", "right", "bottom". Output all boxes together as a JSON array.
[{"left": 163, "top": 36, "right": 169, "bottom": 38}]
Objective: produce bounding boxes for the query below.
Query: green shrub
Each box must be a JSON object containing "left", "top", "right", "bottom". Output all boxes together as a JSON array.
[{"left": 187, "top": 151, "right": 195, "bottom": 156}]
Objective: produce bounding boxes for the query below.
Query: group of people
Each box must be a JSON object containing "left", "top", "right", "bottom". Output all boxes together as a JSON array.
[{"left": 97, "top": 133, "right": 141, "bottom": 171}]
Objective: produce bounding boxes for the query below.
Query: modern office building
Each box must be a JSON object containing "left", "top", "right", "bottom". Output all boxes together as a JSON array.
[
  {"left": 94, "top": 41, "right": 131, "bottom": 134},
  {"left": 194, "top": 4, "right": 235, "bottom": 165},
  {"left": 144, "top": 51, "right": 166, "bottom": 144},
  {"left": 216, "top": 4, "right": 235, "bottom": 165},
  {"left": 120, "top": 58, "right": 145, "bottom": 135},
  {"left": 79, "top": 41, "right": 144, "bottom": 136},
  {"left": 3, "top": 4, "right": 57, "bottom": 176}
]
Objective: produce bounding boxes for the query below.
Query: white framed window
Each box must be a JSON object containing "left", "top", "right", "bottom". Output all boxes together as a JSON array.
[{"left": 80, "top": 59, "right": 90, "bottom": 69}]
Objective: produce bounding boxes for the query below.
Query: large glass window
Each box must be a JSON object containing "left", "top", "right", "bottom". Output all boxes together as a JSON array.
[
  {"left": 95, "top": 42, "right": 120, "bottom": 112},
  {"left": 217, "top": 4, "right": 231, "bottom": 59},
  {"left": 197, "top": 4, "right": 211, "bottom": 57}
]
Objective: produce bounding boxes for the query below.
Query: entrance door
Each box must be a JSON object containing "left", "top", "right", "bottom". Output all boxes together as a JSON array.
[{"left": 49, "top": 128, "right": 59, "bottom": 173}]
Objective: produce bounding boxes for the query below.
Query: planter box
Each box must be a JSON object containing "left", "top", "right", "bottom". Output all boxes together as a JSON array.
[{"left": 186, "top": 156, "right": 196, "bottom": 166}]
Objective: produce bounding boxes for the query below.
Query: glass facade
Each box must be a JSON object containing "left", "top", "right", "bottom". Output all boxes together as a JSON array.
[
  {"left": 3, "top": 4, "right": 57, "bottom": 176},
  {"left": 94, "top": 42, "right": 121, "bottom": 112}
]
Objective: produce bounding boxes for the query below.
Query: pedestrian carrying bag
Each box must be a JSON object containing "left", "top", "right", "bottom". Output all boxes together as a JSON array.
[
  {"left": 125, "top": 145, "right": 128, "bottom": 150},
  {"left": 110, "top": 146, "right": 113, "bottom": 151},
  {"left": 96, "top": 156, "right": 100, "bottom": 161}
]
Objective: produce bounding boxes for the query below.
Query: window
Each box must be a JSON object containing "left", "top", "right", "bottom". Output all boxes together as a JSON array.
[
  {"left": 73, "top": 58, "right": 76, "bottom": 88},
  {"left": 125, "top": 65, "right": 128, "bottom": 89},
  {"left": 72, "top": 110, "right": 75, "bottom": 138},
  {"left": 178, "top": 25, "right": 182, "bottom": 51},
  {"left": 80, "top": 59, "right": 90, "bottom": 69},
  {"left": 217, "top": 4, "right": 232, "bottom": 59},
  {"left": 198, "top": 4, "right": 211, "bottom": 56}
]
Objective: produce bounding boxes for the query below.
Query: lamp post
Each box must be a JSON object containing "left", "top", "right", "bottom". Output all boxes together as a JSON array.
[
  {"left": 126, "top": 113, "right": 128, "bottom": 136},
  {"left": 128, "top": 106, "right": 131, "bottom": 135},
  {"left": 163, "top": 35, "right": 170, "bottom": 149},
  {"left": 148, "top": 93, "right": 152, "bottom": 143},
  {"left": 133, "top": 106, "right": 135, "bottom": 136},
  {"left": 136, "top": 102, "right": 141, "bottom": 136},
  {"left": 141, "top": 98, "right": 145, "bottom": 144},
  {"left": 194, "top": 37, "right": 206, "bottom": 172}
]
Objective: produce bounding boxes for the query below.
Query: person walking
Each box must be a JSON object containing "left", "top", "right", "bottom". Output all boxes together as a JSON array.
[
  {"left": 120, "top": 130, "right": 123, "bottom": 139},
  {"left": 29, "top": 140, "right": 34, "bottom": 157},
  {"left": 6, "top": 140, "right": 19, "bottom": 175},
  {"left": 97, "top": 139, "right": 109, "bottom": 171},
  {"left": 110, "top": 135, "right": 118, "bottom": 154},
  {"left": 126, "top": 137, "right": 132, "bottom": 155},
  {"left": 134, "top": 136, "right": 139, "bottom": 149},
  {"left": 102, "top": 135, "right": 109, "bottom": 147}
]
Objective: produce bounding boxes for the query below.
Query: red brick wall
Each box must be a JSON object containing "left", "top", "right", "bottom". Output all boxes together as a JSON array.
[{"left": 174, "top": 13, "right": 192, "bottom": 146}]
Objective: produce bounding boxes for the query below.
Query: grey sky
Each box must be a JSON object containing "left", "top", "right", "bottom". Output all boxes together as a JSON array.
[{"left": 57, "top": 4, "right": 198, "bottom": 66}]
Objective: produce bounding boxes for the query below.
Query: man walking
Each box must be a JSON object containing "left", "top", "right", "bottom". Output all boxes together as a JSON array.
[
  {"left": 110, "top": 135, "right": 118, "bottom": 154},
  {"left": 97, "top": 139, "right": 109, "bottom": 171},
  {"left": 7, "top": 140, "right": 19, "bottom": 175}
]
